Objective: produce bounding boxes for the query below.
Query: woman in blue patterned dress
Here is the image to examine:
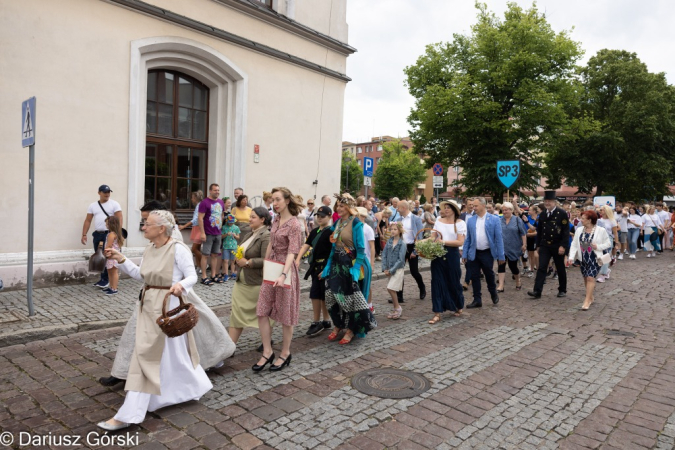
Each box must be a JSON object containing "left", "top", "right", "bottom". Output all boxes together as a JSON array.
[{"left": 568, "top": 210, "right": 611, "bottom": 310}]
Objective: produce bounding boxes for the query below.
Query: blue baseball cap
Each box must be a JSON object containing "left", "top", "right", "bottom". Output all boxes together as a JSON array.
[{"left": 98, "top": 185, "right": 112, "bottom": 193}]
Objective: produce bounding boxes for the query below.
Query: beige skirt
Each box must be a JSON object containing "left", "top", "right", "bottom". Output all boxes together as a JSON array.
[
  {"left": 386, "top": 269, "right": 404, "bottom": 291},
  {"left": 230, "top": 271, "right": 262, "bottom": 328}
]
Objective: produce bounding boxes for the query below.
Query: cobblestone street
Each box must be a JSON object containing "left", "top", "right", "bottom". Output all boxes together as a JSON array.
[{"left": 1, "top": 254, "right": 675, "bottom": 449}]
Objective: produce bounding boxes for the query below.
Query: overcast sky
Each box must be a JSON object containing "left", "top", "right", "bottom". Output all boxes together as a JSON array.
[{"left": 342, "top": 0, "right": 675, "bottom": 143}]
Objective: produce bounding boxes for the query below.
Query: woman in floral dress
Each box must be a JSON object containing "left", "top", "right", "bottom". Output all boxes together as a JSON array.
[
  {"left": 322, "top": 194, "right": 377, "bottom": 344},
  {"left": 568, "top": 210, "right": 611, "bottom": 311},
  {"left": 253, "top": 187, "right": 304, "bottom": 372}
]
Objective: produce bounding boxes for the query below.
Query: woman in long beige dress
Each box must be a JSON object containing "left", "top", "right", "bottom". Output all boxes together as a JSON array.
[
  {"left": 98, "top": 210, "right": 212, "bottom": 431},
  {"left": 229, "top": 207, "right": 271, "bottom": 343}
]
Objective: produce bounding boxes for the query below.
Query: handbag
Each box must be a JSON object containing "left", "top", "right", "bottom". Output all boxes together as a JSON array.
[
  {"left": 263, "top": 259, "right": 292, "bottom": 288},
  {"left": 98, "top": 201, "right": 128, "bottom": 239},
  {"left": 599, "top": 252, "right": 612, "bottom": 266},
  {"left": 156, "top": 292, "right": 199, "bottom": 337}
]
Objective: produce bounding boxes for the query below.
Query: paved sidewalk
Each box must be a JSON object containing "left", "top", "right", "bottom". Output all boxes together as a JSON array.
[
  {"left": 1, "top": 254, "right": 674, "bottom": 449},
  {"left": 0, "top": 259, "right": 430, "bottom": 347}
]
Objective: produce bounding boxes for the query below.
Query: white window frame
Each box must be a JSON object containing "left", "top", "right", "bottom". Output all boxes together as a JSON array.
[{"left": 127, "top": 36, "right": 248, "bottom": 248}]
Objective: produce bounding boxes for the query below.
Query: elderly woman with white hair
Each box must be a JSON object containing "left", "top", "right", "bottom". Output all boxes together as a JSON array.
[
  {"left": 496, "top": 202, "right": 527, "bottom": 292},
  {"left": 99, "top": 209, "right": 212, "bottom": 430}
]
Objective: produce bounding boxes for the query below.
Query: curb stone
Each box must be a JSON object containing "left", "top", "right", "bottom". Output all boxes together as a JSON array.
[{"left": 0, "top": 265, "right": 431, "bottom": 348}]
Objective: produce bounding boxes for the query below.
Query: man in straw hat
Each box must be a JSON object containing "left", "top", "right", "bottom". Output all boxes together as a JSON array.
[{"left": 528, "top": 190, "right": 570, "bottom": 299}]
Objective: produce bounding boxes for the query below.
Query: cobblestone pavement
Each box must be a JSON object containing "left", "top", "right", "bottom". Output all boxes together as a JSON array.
[
  {"left": 0, "top": 259, "right": 430, "bottom": 345},
  {"left": 1, "top": 254, "right": 675, "bottom": 449}
]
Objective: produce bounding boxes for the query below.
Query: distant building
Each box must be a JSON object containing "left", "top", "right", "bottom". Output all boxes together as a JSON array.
[{"left": 341, "top": 136, "right": 438, "bottom": 200}]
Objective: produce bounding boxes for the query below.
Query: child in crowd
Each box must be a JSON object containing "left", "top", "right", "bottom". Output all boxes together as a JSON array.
[
  {"left": 104, "top": 216, "right": 124, "bottom": 295},
  {"left": 220, "top": 214, "right": 240, "bottom": 281},
  {"left": 382, "top": 222, "right": 407, "bottom": 319}
]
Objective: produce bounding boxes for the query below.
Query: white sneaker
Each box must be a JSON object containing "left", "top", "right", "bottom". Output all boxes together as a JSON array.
[
  {"left": 629, "top": 254, "right": 636, "bottom": 259},
  {"left": 624, "top": 250, "right": 628, "bottom": 254},
  {"left": 605, "top": 268, "right": 611, "bottom": 279},
  {"left": 647, "top": 253, "right": 652, "bottom": 258},
  {"left": 618, "top": 253, "right": 623, "bottom": 260},
  {"left": 596, "top": 276, "right": 606, "bottom": 283}
]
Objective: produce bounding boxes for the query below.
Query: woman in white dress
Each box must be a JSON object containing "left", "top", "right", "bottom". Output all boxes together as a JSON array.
[
  {"left": 99, "top": 210, "right": 212, "bottom": 430},
  {"left": 428, "top": 200, "right": 466, "bottom": 324}
]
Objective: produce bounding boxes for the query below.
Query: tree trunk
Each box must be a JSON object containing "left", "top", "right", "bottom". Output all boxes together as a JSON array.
[{"left": 595, "top": 185, "right": 603, "bottom": 197}]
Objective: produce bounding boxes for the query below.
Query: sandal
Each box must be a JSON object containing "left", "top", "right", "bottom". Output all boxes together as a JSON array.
[
  {"left": 213, "top": 276, "right": 225, "bottom": 284},
  {"left": 497, "top": 288, "right": 505, "bottom": 293},
  {"left": 387, "top": 307, "right": 402, "bottom": 320},
  {"left": 339, "top": 331, "right": 354, "bottom": 345},
  {"left": 328, "top": 328, "right": 342, "bottom": 341},
  {"left": 201, "top": 277, "right": 213, "bottom": 286},
  {"left": 516, "top": 284, "right": 522, "bottom": 291},
  {"left": 454, "top": 310, "right": 462, "bottom": 317},
  {"left": 428, "top": 314, "right": 441, "bottom": 324}
]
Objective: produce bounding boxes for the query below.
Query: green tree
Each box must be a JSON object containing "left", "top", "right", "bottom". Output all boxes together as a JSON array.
[
  {"left": 373, "top": 140, "right": 428, "bottom": 199},
  {"left": 340, "top": 151, "right": 362, "bottom": 197},
  {"left": 404, "top": 2, "right": 584, "bottom": 200},
  {"left": 546, "top": 49, "right": 675, "bottom": 200}
]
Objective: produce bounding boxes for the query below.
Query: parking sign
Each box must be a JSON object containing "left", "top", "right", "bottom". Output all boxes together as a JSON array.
[{"left": 363, "top": 157, "right": 374, "bottom": 177}]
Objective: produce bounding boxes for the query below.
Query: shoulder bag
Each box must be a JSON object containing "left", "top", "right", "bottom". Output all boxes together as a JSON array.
[{"left": 98, "top": 201, "right": 128, "bottom": 239}]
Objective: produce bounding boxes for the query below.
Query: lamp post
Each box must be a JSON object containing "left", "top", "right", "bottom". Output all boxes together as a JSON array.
[{"left": 343, "top": 155, "right": 351, "bottom": 193}]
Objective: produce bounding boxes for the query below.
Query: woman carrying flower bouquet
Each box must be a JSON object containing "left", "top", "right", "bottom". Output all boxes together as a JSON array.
[
  {"left": 322, "top": 194, "right": 377, "bottom": 344},
  {"left": 427, "top": 200, "right": 466, "bottom": 323}
]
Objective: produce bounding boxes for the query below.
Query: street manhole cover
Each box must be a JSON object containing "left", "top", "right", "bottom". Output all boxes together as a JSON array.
[
  {"left": 605, "top": 329, "right": 636, "bottom": 337},
  {"left": 351, "top": 368, "right": 431, "bottom": 399}
]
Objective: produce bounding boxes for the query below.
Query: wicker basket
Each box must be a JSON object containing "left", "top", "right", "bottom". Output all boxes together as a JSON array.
[
  {"left": 156, "top": 292, "right": 199, "bottom": 337},
  {"left": 414, "top": 228, "right": 445, "bottom": 260}
]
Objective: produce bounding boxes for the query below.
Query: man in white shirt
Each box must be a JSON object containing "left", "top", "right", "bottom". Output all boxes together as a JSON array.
[
  {"left": 396, "top": 201, "right": 426, "bottom": 302},
  {"left": 81, "top": 185, "right": 123, "bottom": 289},
  {"left": 615, "top": 203, "right": 628, "bottom": 259},
  {"left": 656, "top": 202, "right": 670, "bottom": 253},
  {"left": 462, "top": 197, "right": 505, "bottom": 307}
]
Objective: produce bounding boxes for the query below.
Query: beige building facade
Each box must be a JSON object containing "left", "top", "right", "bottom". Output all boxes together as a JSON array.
[{"left": 0, "top": 0, "right": 353, "bottom": 289}]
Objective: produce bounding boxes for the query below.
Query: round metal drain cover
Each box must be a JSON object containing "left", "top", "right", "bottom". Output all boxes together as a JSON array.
[{"left": 351, "top": 369, "right": 431, "bottom": 399}]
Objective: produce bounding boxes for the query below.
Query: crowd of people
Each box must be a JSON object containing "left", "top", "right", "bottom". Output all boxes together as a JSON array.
[{"left": 81, "top": 183, "right": 675, "bottom": 431}]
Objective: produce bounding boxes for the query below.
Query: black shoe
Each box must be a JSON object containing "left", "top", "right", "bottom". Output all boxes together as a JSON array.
[
  {"left": 557, "top": 291, "right": 567, "bottom": 298},
  {"left": 527, "top": 291, "right": 541, "bottom": 299},
  {"left": 322, "top": 321, "right": 332, "bottom": 330},
  {"left": 99, "top": 376, "right": 124, "bottom": 387},
  {"left": 491, "top": 294, "right": 499, "bottom": 305},
  {"left": 420, "top": 290, "right": 427, "bottom": 300},
  {"left": 306, "top": 322, "right": 324, "bottom": 336},
  {"left": 462, "top": 283, "right": 469, "bottom": 291},
  {"left": 466, "top": 301, "right": 482, "bottom": 309},
  {"left": 257, "top": 341, "right": 274, "bottom": 352},
  {"left": 270, "top": 354, "right": 292, "bottom": 372},
  {"left": 252, "top": 352, "right": 275, "bottom": 372}
]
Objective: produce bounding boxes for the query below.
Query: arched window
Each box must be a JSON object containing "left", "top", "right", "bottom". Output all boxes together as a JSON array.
[{"left": 145, "top": 70, "right": 209, "bottom": 210}]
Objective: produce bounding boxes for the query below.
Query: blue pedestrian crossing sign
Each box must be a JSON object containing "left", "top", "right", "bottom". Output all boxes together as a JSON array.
[
  {"left": 363, "top": 157, "right": 374, "bottom": 177},
  {"left": 497, "top": 160, "right": 520, "bottom": 189},
  {"left": 22, "top": 97, "right": 36, "bottom": 147}
]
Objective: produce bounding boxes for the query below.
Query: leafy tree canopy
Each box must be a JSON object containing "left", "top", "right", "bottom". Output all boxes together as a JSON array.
[
  {"left": 545, "top": 49, "right": 675, "bottom": 200},
  {"left": 373, "top": 140, "right": 428, "bottom": 199},
  {"left": 340, "top": 151, "right": 362, "bottom": 197},
  {"left": 405, "top": 1, "right": 583, "bottom": 199}
]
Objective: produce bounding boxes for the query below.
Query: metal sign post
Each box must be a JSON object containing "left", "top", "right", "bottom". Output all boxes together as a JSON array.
[{"left": 22, "top": 97, "right": 36, "bottom": 317}]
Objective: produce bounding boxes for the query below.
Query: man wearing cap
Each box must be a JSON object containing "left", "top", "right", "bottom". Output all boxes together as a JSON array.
[
  {"left": 462, "top": 197, "right": 504, "bottom": 308},
  {"left": 528, "top": 190, "right": 570, "bottom": 299},
  {"left": 296, "top": 206, "right": 334, "bottom": 336},
  {"left": 81, "top": 185, "right": 123, "bottom": 289}
]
